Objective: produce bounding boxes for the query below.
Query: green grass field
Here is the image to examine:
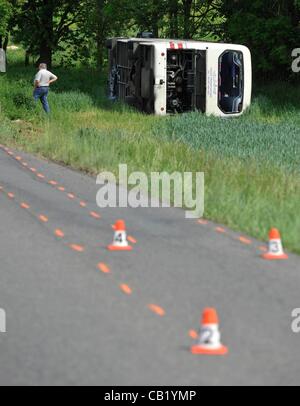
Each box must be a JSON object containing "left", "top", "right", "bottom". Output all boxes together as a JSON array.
[{"left": 0, "top": 48, "right": 299, "bottom": 254}]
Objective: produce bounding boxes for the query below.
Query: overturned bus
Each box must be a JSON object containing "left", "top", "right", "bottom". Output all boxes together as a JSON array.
[{"left": 106, "top": 37, "right": 252, "bottom": 117}]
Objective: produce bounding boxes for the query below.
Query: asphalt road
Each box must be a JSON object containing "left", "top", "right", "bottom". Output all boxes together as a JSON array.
[{"left": 0, "top": 145, "right": 299, "bottom": 386}]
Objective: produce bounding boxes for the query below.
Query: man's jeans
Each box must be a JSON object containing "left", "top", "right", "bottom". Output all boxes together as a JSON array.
[{"left": 33, "top": 86, "right": 50, "bottom": 113}]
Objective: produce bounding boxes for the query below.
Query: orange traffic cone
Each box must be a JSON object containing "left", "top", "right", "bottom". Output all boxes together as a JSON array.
[
  {"left": 191, "top": 308, "right": 228, "bottom": 355},
  {"left": 107, "top": 220, "right": 133, "bottom": 251},
  {"left": 262, "top": 228, "right": 288, "bottom": 260}
]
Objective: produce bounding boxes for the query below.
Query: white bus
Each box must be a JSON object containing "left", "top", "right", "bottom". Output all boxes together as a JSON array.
[{"left": 106, "top": 36, "right": 252, "bottom": 117}]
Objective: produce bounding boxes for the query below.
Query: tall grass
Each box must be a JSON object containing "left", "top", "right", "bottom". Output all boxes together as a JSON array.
[{"left": 0, "top": 47, "right": 299, "bottom": 254}]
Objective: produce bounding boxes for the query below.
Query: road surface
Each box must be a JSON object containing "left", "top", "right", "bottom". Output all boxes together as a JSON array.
[{"left": 0, "top": 145, "right": 299, "bottom": 386}]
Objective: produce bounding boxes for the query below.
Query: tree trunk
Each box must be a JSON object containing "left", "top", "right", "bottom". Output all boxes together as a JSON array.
[
  {"left": 96, "top": 36, "right": 104, "bottom": 69},
  {"left": 151, "top": 0, "right": 161, "bottom": 37},
  {"left": 183, "top": 0, "right": 193, "bottom": 39},
  {"left": 169, "top": 0, "right": 179, "bottom": 37},
  {"left": 3, "top": 35, "right": 9, "bottom": 52},
  {"left": 152, "top": 21, "right": 159, "bottom": 38},
  {"left": 96, "top": 0, "right": 105, "bottom": 69},
  {"left": 37, "top": 0, "right": 54, "bottom": 68},
  {"left": 25, "top": 50, "right": 30, "bottom": 66},
  {"left": 287, "top": 0, "right": 300, "bottom": 28},
  {"left": 38, "top": 41, "right": 52, "bottom": 67}
]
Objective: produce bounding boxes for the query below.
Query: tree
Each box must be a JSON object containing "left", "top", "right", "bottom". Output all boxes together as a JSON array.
[
  {"left": 125, "top": 0, "right": 223, "bottom": 40},
  {"left": 8, "top": 0, "right": 224, "bottom": 68},
  {"left": 76, "top": 0, "right": 134, "bottom": 68},
  {"left": 220, "top": 0, "right": 300, "bottom": 78},
  {"left": 0, "top": 0, "right": 12, "bottom": 49},
  {"left": 129, "top": 0, "right": 168, "bottom": 37},
  {"left": 14, "top": 0, "right": 87, "bottom": 67}
]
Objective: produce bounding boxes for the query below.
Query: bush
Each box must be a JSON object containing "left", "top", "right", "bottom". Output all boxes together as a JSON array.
[
  {"left": 221, "top": 0, "right": 300, "bottom": 79},
  {"left": 12, "top": 92, "right": 35, "bottom": 110}
]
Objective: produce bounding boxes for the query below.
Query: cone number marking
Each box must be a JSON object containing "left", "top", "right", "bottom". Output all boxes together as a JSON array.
[
  {"left": 270, "top": 241, "right": 280, "bottom": 253},
  {"left": 200, "top": 327, "right": 213, "bottom": 344},
  {"left": 115, "top": 233, "right": 125, "bottom": 243}
]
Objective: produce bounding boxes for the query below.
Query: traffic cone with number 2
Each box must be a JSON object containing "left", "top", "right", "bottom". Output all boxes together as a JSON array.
[
  {"left": 262, "top": 228, "right": 288, "bottom": 260},
  {"left": 107, "top": 220, "right": 133, "bottom": 251},
  {"left": 191, "top": 308, "right": 228, "bottom": 355}
]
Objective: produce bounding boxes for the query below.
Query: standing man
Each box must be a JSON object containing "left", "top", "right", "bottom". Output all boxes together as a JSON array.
[{"left": 33, "top": 63, "right": 58, "bottom": 113}]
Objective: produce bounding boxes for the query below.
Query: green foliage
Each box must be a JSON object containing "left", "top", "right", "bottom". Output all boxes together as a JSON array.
[
  {"left": 12, "top": 91, "right": 35, "bottom": 109},
  {"left": 220, "top": 0, "right": 300, "bottom": 78},
  {"left": 12, "top": 0, "right": 88, "bottom": 65},
  {"left": 74, "top": 0, "right": 130, "bottom": 67},
  {"left": 0, "top": 0, "right": 12, "bottom": 37},
  {"left": 3, "top": 0, "right": 300, "bottom": 78},
  {"left": 104, "top": 0, "right": 223, "bottom": 39},
  {"left": 0, "top": 75, "right": 36, "bottom": 119}
]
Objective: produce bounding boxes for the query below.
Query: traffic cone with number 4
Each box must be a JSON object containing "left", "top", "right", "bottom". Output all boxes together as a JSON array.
[
  {"left": 191, "top": 308, "right": 228, "bottom": 355},
  {"left": 262, "top": 228, "right": 288, "bottom": 260},
  {"left": 107, "top": 220, "right": 133, "bottom": 251}
]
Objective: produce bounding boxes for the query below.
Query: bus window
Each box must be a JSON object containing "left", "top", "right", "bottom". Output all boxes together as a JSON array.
[{"left": 218, "top": 51, "right": 243, "bottom": 114}]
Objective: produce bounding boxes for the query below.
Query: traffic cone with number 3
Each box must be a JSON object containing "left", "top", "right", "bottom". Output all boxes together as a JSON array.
[
  {"left": 262, "top": 228, "right": 288, "bottom": 260},
  {"left": 107, "top": 220, "right": 133, "bottom": 251},
  {"left": 191, "top": 308, "right": 228, "bottom": 355}
]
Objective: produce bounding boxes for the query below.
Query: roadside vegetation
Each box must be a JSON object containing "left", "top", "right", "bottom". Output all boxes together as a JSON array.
[{"left": 0, "top": 48, "right": 299, "bottom": 254}]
